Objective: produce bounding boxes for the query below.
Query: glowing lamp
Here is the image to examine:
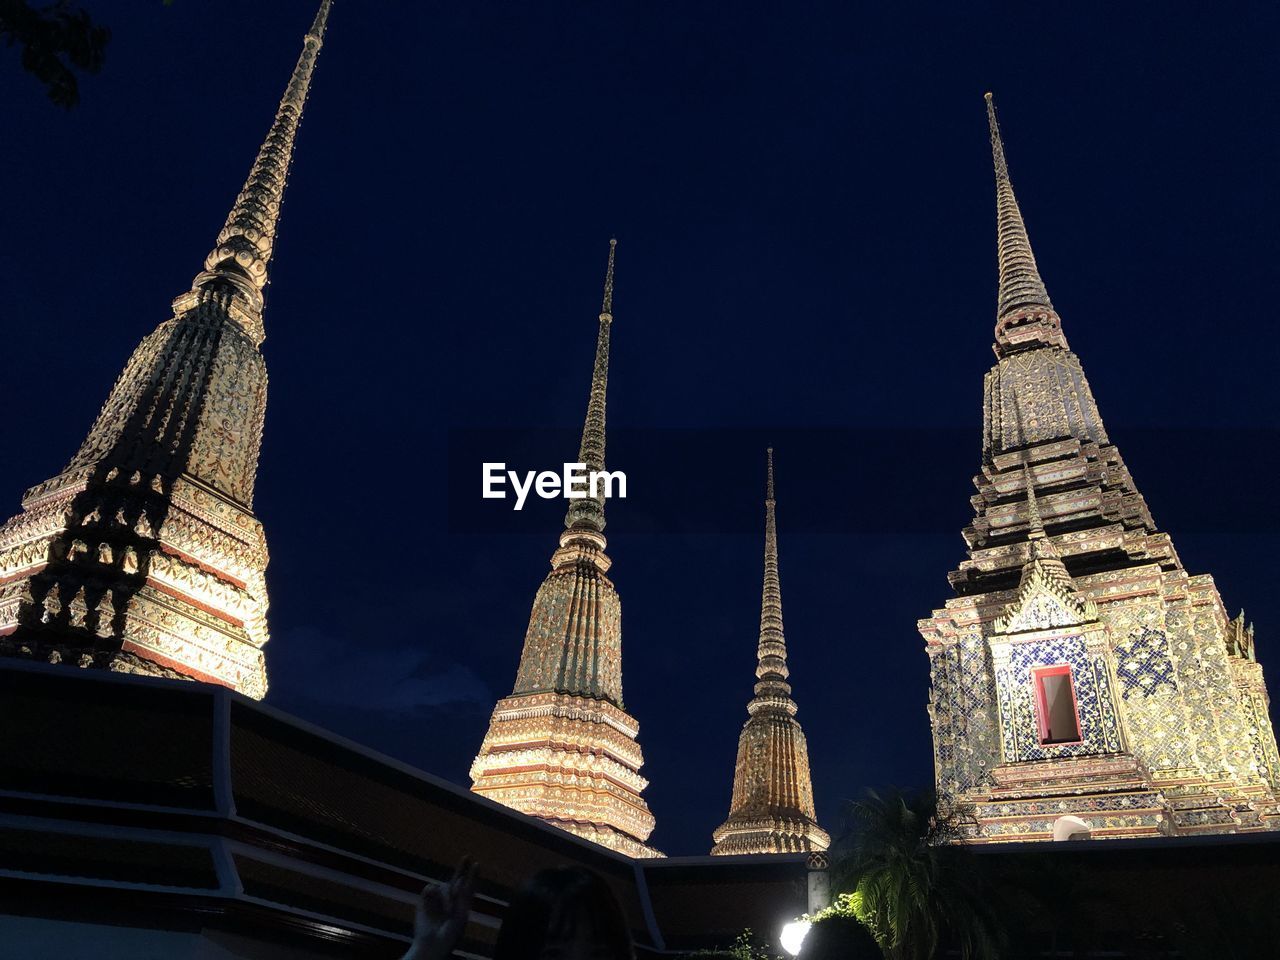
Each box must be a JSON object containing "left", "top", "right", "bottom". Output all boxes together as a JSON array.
[{"left": 780, "top": 919, "right": 812, "bottom": 956}]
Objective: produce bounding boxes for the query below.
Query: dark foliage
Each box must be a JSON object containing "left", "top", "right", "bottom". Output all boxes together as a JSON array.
[
  {"left": 0, "top": 0, "right": 108, "bottom": 107},
  {"left": 829, "top": 789, "right": 1004, "bottom": 960}
]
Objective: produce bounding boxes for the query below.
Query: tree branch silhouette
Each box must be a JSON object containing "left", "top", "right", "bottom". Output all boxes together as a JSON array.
[{"left": 0, "top": 0, "right": 108, "bottom": 108}]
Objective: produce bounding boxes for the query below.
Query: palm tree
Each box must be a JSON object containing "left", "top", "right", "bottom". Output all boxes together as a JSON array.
[{"left": 828, "top": 788, "right": 1004, "bottom": 960}]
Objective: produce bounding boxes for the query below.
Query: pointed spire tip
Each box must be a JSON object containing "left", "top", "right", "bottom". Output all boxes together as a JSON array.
[
  {"left": 564, "top": 241, "right": 615, "bottom": 535},
  {"left": 600, "top": 237, "right": 617, "bottom": 316},
  {"left": 986, "top": 91, "right": 1057, "bottom": 329},
  {"left": 309, "top": 0, "right": 333, "bottom": 40},
  {"left": 766, "top": 448, "right": 775, "bottom": 502},
  {"left": 196, "top": 0, "right": 331, "bottom": 324},
  {"left": 986, "top": 91, "right": 1006, "bottom": 179}
]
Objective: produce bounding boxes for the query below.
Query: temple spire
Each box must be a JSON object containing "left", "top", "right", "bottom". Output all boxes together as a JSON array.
[
  {"left": 986, "top": 93, "right": 1064, "bottom": 353},
  {"left": 922, "top": 92, "right": 1280, "bottom": 845},
  {"left": 0, "top": 2, "right": 336, "bottom": 698},
  {"left": 754, "top": 447, "right": 791, "bottom": 707},
  {"left": 711, "top": 449, "right": 828, "bottom": 855},
  {"left": 601, "top": 235, "right": 616, "bottom": 316},
  {"left": 564, "top": 239, "right": 616, "bottom": 534},
  {"left": 194, "top": 0, "right": 333, "bottom": 320},
  {"left": 310, "top": 0, "right": 333, "bottom": 37},
  {"left": 472, "top": 239, "right": 657, "bottom": 857}
]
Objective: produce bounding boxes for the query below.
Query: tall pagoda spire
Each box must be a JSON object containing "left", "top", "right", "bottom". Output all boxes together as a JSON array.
[
  {"left": 471, "top": 241, "right": 659, "bottom": 859},
  {"left": 0, "top": 2, "right": 333, "bottom": 697},
  {"left": 978, "top": 94, "right": 1107, "bottom": 456},
  {"left": 563, "top": 239, "right": 615, "bottom": 534},
  {"left": 754, "top": 448, "right": 791, "bottom": 707},
  {"left": 195, "top": 0, "right": 332, "bottom": 343},
  {"left": 920, "top": 94, "right": 1280, "bottom": 843},
  {"left": 712, "top": 449, "right": 828, "bottom": 856},
  {"left": 985, "top": 92, "right": 1067, "bottom": 356}
]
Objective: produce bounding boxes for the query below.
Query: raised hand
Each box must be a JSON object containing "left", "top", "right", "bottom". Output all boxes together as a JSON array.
[{"left": 403, "top": 858, "right": 478, "bottom": 960}]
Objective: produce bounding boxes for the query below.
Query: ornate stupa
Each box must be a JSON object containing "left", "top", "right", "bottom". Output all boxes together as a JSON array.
[
  {"left": 918, "top": 94, "right": 1280, "bottom": 841},
  {"left": 470, "top": 241, "right": 659, "bottom": 858},
  {"left": 711, "top": 449, "right": 828, "bottom": 855},
  {"left": 0, "top": 3, "right": 334, "bottom": 698}
]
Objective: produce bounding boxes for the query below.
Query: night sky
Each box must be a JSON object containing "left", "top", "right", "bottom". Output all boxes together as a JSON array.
[{"left": 5, "top": 1, "right": 1280, "bottom": 856}]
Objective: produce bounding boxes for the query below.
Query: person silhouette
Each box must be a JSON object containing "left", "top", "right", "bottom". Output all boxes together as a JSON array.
[
  {"left": 403, "top": 859, "right": 635, "bottom": 960},
  {"left": 798, "top": 915, "right": 881, "bottom": 959}
]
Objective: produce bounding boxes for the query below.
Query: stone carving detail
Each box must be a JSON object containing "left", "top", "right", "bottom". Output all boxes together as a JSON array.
[
  {"left": 42, "top": 585, "right": 61, "bottom": 622},
  {"left": 987, "top": 348, "right": 1108, "bottom": 453},
  {"left": 187, "top": 330, "right": 268, "bottom": 505},
  {"left": 68, "top": 587, "right": 88, "bottom": 629},
  {"left": 512, "top": 540, "right": 623, "bottom": 702},
  {"left": 919, "top": 96, "right": 1280, "bottom": 842},
  {"left": 95, "top": 590, "right": 115, "bottom": 639},
  {"left": 0, "top": 2, "right": 332, "bottom": 699}
]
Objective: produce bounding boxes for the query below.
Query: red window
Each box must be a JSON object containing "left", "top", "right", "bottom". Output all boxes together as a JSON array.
[{"left": 1033, "top": 665, "right": 1082, "bottom": 745}]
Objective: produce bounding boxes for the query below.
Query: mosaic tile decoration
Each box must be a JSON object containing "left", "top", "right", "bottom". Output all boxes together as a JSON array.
[{"left": 1116, "top": 627, "right": 1177, "bottom": 701}]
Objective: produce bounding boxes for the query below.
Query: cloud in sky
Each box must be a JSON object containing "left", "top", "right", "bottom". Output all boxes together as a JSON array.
[{"left": 267, "top": 625, "right": 493, "bottom": 714}]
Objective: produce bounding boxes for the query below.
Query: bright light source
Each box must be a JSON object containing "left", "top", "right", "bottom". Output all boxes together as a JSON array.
[{"left": 780, "top": 919, "right": 812, "bottom": 956}]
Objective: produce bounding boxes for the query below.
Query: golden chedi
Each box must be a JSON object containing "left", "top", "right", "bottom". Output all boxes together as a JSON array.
[
  {"left": 712, "top": 449, "right": 828, "bottom": 855},
  {"left": 0, "top": 3, "right": 335, "bottom": 698},
  {"left": 919, "top": 95, "right": 1280, "bottom": 841},
  {"left": 470, "top": 241, "right": 659, "bottom": 858}
]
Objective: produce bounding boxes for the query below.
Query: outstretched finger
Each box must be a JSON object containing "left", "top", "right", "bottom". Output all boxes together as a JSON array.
[{"left": 454, "top": 858, "right": 478, "bottom": 916}]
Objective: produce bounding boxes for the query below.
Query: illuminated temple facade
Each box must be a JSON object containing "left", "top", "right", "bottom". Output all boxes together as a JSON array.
[
  {"left": 0, "top": 3, "right": 333, "bottom": 698},
  {"left": 919, "top": 95, "right": 1280, "bottom": 841},
  {"left": 711, "top": 451, "right": 828, "bottom": 855},
  {"left": 470, "top": 242, "right": 660, "bottom": 858}
]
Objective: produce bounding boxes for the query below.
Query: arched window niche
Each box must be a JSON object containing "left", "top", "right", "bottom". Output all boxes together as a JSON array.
[{"left": 1032, "top": 663, "right": 1082, "bottom": 745}]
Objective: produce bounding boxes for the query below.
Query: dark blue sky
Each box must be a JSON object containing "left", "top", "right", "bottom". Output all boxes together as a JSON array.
[{"left": 4, "top": 1, "right": 1279, "bottom": 856}]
